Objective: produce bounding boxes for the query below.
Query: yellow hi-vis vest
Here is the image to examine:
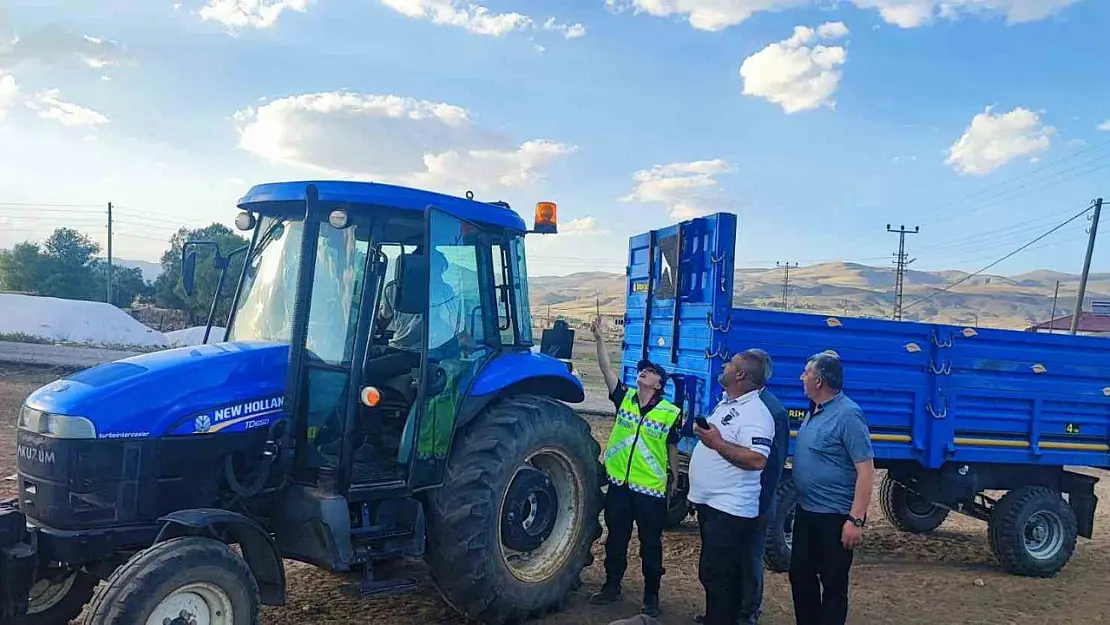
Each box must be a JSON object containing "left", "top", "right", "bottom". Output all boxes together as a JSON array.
[{"left": 602, "top": 389, "right": 681, "bottom": 498}]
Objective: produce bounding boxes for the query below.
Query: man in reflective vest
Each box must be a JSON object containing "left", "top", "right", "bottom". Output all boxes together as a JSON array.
[{"left": 588, "top": 318, "right": 682, "bottom": 618}]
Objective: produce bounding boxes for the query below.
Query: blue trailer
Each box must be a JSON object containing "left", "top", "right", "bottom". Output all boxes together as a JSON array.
[{"left": 618, "top": 212, "right": 1108, "bottom": 578}]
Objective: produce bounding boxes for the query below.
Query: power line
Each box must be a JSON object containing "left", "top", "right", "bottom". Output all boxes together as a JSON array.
[{"left": 903, "top": 202, "right": 1097, "bottom": 312}]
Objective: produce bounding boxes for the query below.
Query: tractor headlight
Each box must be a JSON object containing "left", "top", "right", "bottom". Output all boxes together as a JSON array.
[{"left": 19, "top": 406, "right": 97, "bottom": 439}]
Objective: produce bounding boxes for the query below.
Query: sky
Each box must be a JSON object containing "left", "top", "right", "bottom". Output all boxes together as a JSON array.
[{"left": 0, "top": 0, "right": 1108, "bottom": 278}]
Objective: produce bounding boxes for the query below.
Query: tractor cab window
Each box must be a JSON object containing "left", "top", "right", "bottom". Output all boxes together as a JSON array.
[
  {"left": 492, "top": 236, "right": 532, "bottom": 347},
  {"left": 229, "top": 217, "right": 301, "bottom": 345}
]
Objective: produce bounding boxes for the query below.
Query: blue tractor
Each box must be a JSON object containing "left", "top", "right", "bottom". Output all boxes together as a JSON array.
[{"left": 1, "top": 182, "right": 604, "bottom": 624}]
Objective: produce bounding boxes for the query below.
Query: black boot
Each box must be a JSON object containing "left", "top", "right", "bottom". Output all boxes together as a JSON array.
[
  {"left": 589, "top": 580, "right": 621, "bottom": 605},
  {"left": 641, "top": 593, "right": 661, "bottom": 618}
]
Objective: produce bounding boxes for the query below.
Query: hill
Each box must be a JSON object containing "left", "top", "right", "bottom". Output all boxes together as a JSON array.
[{"left": 530, "top": 263, "right": 1110, "bottom": 330}]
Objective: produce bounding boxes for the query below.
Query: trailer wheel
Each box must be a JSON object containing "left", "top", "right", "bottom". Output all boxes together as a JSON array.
[
  {"left": 879, "top": 474, "right": 949, "bottom": 534},
  {"left": 82, "top": 536, "right": 259, "bottom": 625},
  {"left": 19, "top": 570, "right": 97, "bottom": 625},
  {"left": 763, "top": 475, "right": 798, "bottom": 572},
  {"left": 664, "top": 478, "right": 691, "bottom": 528},
  {"left": 426, "top": 395, "right": 603, "bottom": 625},
  {"left": 990, "top": 486, "right": 1078, "bottom": 578}
]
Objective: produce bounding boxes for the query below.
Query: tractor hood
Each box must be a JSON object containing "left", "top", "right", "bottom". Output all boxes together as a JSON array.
[{"left": 23, "top": 341, "right": 289, "bottom": 440}]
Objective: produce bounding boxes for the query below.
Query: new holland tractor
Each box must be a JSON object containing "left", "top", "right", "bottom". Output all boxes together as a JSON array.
[{"left": 1, "top": 181, "right": 604, "bottom": 624}]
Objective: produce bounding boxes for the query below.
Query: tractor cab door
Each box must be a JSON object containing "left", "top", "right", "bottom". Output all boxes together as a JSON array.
[{"left": 402, "top": 208, "right": 502, "bottom": 489}]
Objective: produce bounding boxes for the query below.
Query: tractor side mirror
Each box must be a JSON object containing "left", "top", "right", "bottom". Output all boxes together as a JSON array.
[
  {"left": 394, "top": 253, "right": 429, "bottom": 315},
  {"left": 182, "top": 250, "right": 198, "bottom": 297}
]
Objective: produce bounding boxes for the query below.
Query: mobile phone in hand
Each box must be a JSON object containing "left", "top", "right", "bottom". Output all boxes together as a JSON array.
[{"left": 694, "top": 416, "right": 710, "bottom": 430}]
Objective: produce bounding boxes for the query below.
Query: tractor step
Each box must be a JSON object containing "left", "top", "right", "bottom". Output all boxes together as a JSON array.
[
  {"left": 351, "top": 524, "right": 415, "bottom": 542},
  {"left": 341, "top": 561, "right": 417, "bottom": 600}
]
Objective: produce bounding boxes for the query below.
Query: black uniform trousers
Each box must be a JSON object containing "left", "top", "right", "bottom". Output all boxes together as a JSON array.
[
  {"left": 696, "top": 503, "right": 762, "bottom": 625},
  {"left": 789, "top": 507, "right": 855, "bottom": 625},
  {"left": 602, "top": 483, "right": 666, "bottom": 594}
]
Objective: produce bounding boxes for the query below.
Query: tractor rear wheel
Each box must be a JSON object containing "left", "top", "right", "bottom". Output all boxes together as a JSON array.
[
  {"left": 426, "top": 394, "right": 603, "bottom": 625},
  {"left": 82, "top": 536, "right": 259, "bottom": 625},
  {"left": 879, "top": 473, "right": 949, "bottom": 534},
  {"left": 19, "top": 569, "right": 97, "bottom": 625}
]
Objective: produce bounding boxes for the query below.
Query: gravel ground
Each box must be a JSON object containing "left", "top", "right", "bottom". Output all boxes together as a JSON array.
[{"left": 2, "top": 363, "right": 1109, "bottom": 624}]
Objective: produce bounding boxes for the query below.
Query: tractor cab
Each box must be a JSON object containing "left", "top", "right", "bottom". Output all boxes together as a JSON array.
[{"left": 2, "top": 181, "right": 601, "bottom": 625}]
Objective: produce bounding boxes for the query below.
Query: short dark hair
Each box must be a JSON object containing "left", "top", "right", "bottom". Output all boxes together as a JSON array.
[
  {"left": 743, "top": 348, "right": 773, "bottom": 382},
  {"left": 731, "top": 352, "right": 766, "bottom": 388},
  {"left": 808, "top": 352, "right": 844, "bottom": 390}
]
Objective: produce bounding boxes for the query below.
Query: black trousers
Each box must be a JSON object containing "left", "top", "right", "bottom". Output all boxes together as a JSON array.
[
  {"left": 789, "top": 507, "right": 855, "bottom": 625},
  {"left": 603, "top": 483, "right": 666, "bottom": 594},
  {"left": 696, "top": 503, "right": 761, "bottom": 625}
]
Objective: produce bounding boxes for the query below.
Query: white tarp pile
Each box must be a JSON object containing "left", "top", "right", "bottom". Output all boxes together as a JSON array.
[{"left": 0, "top": 293, "right": 169, "bottom": 349}]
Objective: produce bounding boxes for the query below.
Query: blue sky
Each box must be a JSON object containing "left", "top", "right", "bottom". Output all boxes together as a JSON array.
[{"left": 0, "top": 0, "right": 1107, "bottom": 278}]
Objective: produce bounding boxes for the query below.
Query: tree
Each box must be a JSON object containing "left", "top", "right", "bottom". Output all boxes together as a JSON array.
[
  {"left": 90, "top": 261, "right": 153, "bottom": 308},
  {"left": 37, "top": 229, "right": 101, "bottom": 300},
  {"left": 0, "top": 242, "right": 46, "bottom": 293},
  {"left": 154, "top": 223, "right": 249, "bottom": 323}
]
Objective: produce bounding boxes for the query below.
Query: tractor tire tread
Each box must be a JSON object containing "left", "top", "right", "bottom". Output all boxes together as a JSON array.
[
  {"left": 425, "top": 394, "right": 602, "bottom": 625},
  {"left": 763, "top": 477, "right": 797, "bottom": 573},
  {"left": 82, "top": 536, "right": 259, "bottom": 625},
  {"left": 17, "top": 570, "right": 98, "bottom": 625}
]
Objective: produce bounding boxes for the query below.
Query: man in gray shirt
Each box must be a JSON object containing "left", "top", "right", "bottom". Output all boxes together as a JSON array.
[{"left": 790, "top": 352, "right": 875, "bottom": 625}]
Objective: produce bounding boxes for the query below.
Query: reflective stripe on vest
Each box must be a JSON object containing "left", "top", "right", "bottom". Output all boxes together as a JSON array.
[{"left": 602, "top": 388, "right": 681, "bottom": 498}]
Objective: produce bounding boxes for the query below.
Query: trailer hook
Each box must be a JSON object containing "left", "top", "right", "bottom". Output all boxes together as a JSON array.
[
  {"left": 926, "top": 400, "right": 948, "bottom": 419},
  {"left": 928, "top": 361, "right": 952, "bottom": 376},
  {"left": 707, "top": 312, "right": 732, "bottom": 332},
  {"left": 930, "top": 329, "right": 953, "bottom": 349}
]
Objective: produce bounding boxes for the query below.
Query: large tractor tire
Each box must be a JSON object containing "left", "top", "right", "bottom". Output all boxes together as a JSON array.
[
  {"left": 988, "top": 486, "right": 1077, "bottom": 578},
  {"left": 763, "top": 475, "right": 798, "bottom": 573},
  {"left": 83, "top": 536, "right": 259, "bottom": 625},
  {"left": 426, "top": 395, "right": 603, "bottom": 625},
  {"left": 19, "top": 570, "right": 97, "bottom": 625},
  {"left": 879, "top": 473, "right": 949, "bottom": 534}
]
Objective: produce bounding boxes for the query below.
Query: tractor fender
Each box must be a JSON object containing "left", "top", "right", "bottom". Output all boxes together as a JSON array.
[
  {"left": 457, "top": 351, "right": 585, "bottom": 432},
  {"left": 155, "top": 508, "right": 286, "bottom": 606}
]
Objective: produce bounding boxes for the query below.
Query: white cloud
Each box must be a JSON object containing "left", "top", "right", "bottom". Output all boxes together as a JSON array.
[
  {"left": 0, "top": 73, "right": 18, "bottom": 119},
  {"left": 233, "top": 90, "right": 575, "bottom": 192},
  {"left": 542, "top": 17, "right": 587, "bottom": 38},
  {"left": 25, "top": 89, "right": 109, "bottom": 127},
  {"left": 0, "top": 26, "right": 126, "bottom": 70},
  {"left": 377, "top": 1, "right": 586, "bottom": 39},
  {"left": 945, "top": 106, "right": 1054, "bottom": 176},
  {"left": 604, "top": 0, "right": 1082, "bottom": 30},
  {"left": 739, "top": 22, "right": 849, "bottom": 114},
  {"left": 849, "top": 0, "right": 1085, "bottom": 28},
  {"left": 199, "top": 0, "right": 311, "bottom": 30},
  {"left": 604, "top": 0, "right": 806, "bottom": 32},
  {"left": 379, "top": 0, "right": 533, "bottom": 36},
  {"left": 620, "top": 159, "right": 734, "bottom": 219},
  {"left": 561, "top": 216, "right": 608, "bottom": 235},
  {"left": 1098, "top": 120, "right": 1110, "bottom": 132}
]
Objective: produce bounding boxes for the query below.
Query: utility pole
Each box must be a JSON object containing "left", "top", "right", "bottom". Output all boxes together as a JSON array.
[
  {"left": 107, "top": 201, "right": 114, "bottom": 305},
  {"left": 887, "top": 224, "right": 920, "bottom": 321},
  {"left": 1070, "top": 198, "right": 1102, "bottom": 335},
  {"left": 1048, "top": 280, "right": 1060, "bottom": 334},
  {"left": 777, "top": 261, "right": 796, "bottom": 311}
]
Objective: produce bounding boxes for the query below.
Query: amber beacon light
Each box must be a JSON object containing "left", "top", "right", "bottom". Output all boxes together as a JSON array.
[{"left": 534, "top": 201, "right": 558, "bottom": 234}]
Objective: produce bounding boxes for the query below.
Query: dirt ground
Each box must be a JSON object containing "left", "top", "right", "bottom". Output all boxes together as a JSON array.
[{"left": 2, "top": 363, "right": 1109, "bottom": 624}]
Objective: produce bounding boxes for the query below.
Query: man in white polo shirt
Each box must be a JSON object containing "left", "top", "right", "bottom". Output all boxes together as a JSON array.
[{"left": 689, "top": 352, "right": 776, "bottom": 625}]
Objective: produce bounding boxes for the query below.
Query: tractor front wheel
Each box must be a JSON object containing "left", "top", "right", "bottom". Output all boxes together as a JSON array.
[
  {"left": 426, "top": 395, "right": 603, "bottom": 625},
  {"left": 82, "top": 536, "right": 259, "bottom": 625},
  {"left": 19, "top": 569, "right": 97, "bottom": 625}
]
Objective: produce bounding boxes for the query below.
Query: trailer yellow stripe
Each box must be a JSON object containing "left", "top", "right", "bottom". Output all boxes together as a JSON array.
[
  {"left": 953, "top": 437, "right": 1030, "bottom": 449},
  {"left": 789, "top": 431, "right": 911, "bottom": 443},
  {"left": 1039, "top": 441, "right": 1110, "bottom": 452}
]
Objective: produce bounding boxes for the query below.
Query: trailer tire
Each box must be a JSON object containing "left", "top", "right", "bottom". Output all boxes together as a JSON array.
[
  {"left": 879, "top": 474, "right": 949, "bottom": 534},
  {"left": 82, "top": 536, "right": 259, "bottom": 625},
  {"left": 664, "top": 479, "right": 691, "bottom": 528},
  {"left": 19, "top": 570, "right": 97, "bottom": 625},
  {"left": 990, "top": 486, "right": 1077, "bottom": 578},
  {"left": 764, "top": 476, "right": 798, "bottom": 573},
  {"left": 426, "top": 395, "right": 603, "bottom": 625}
]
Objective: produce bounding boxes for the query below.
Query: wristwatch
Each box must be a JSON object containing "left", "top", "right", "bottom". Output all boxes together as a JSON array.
[{"left": 848, "top": 515, "right": 866, "bottom": 528}]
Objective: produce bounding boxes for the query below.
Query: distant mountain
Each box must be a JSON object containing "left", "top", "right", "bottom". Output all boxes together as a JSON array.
[
  {"left": 530, "top": 263, "right": 1110, "bottom": 330},
  {"left": 108, "top": 258, "right": 163, "bottom": 283}
]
